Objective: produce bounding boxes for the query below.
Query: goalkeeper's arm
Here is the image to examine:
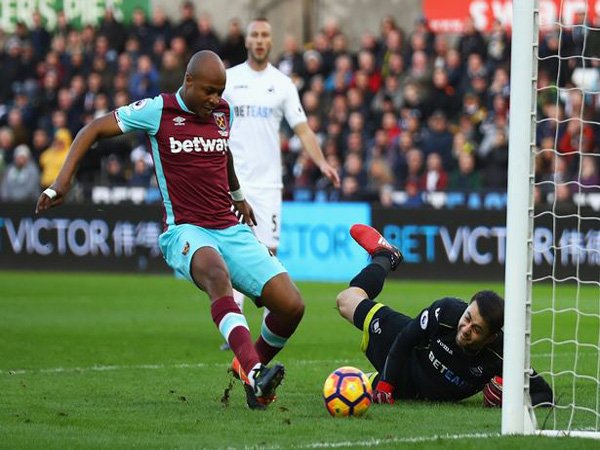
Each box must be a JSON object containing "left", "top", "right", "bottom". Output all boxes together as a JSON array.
[{"left": 376, "top": 318, "right": 427, "bottom": 401}]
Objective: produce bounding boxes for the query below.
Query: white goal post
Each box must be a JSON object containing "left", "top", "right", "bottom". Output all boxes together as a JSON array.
[{"left": 503, "top": 0, "right": 600, "bottom": 438}]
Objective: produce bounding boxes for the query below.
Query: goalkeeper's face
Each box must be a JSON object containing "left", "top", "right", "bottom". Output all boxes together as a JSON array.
[
  {"left": 246, "top": 20, "right": 272, "bottom": 65},
  {"left": 456, "top": 302, "right": 496, "bottom": 351}
]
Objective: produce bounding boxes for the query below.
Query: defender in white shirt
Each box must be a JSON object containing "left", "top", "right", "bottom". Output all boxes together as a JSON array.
[{"left": 221, "top": 18, "right": 340, "bottom": 352}]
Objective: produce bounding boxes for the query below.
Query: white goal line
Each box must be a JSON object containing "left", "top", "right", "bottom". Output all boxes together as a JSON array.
[{"left": 0, "top": 353, "right": 591, "bottom": 376}]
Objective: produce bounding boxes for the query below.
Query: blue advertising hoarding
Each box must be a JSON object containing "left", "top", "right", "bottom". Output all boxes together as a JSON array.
[{"left": 278, "top": 202, "right": 371, "bottom": 281}]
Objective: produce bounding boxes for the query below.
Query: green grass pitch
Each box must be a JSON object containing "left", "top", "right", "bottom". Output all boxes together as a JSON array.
[{"left": 0, "top": 271, "right": 598, "bottom": 449}]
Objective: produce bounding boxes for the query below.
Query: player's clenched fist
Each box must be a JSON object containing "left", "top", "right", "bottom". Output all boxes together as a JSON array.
[{"left": 35, "top": 181, "right": 69, "bottom": 214}]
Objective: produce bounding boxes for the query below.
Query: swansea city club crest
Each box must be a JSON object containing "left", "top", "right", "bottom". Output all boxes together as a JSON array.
[{"left": 213, "top": 112, "right": 227, "bottom": 131}]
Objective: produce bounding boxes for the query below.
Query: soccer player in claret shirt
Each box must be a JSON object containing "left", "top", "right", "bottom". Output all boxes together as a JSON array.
[
  {"left": 221, "top": 18, "right": 340, "bottom": 337},
  {"left": 336, "top": 224, "right": 553, "bottom": 406},
  {"left": 35, "top": 50, "right": 305, "bottom": 410}
]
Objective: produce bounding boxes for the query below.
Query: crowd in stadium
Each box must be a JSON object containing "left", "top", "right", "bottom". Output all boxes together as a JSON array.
[{"left": 0, "top": 2, "right": 598, "bottom": 206}]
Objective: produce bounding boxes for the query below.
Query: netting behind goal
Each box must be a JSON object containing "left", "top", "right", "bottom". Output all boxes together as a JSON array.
[{"left": 504, "top": 0, "right": 600, "bottom": 438}]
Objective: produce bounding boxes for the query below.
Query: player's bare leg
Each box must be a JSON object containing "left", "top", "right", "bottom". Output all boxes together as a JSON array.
[
  {"left": 336, "top": 287, "right": 369, "bottom": 323},
  {"left": 190, "top": 247, "right": 284, "bottom": 409},
  {"left": 336, "top": 224, "right": 404, "bottom": 323},
  {"left": 256, "top": 272, "right": 304, "bottom": 364}
]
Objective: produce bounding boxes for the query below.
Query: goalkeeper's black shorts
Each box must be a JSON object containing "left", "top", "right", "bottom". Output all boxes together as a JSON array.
[{"left": 352, "top": 299, "right": 412, "bottom": 372}]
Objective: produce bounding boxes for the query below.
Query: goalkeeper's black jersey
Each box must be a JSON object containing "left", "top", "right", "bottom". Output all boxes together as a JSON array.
[{"left": 386, "top": 297, "right": 503, "bottom": 401}]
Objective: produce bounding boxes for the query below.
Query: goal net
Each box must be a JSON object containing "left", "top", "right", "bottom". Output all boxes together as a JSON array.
[{"left": 503, "top": 0, "right": 600, "bottom": 438}]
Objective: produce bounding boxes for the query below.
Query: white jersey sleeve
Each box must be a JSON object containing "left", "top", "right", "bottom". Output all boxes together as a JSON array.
[
  {"left": 224, "top": 63, "right": 306, "bottom": 189},
  {"left": 281, "top": 77, "right": 307, "bottom": 129}
]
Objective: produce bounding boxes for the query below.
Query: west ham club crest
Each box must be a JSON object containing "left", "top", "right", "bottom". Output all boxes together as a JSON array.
[{"left": 213, "top": 112, "right": 227, "bottom": 131}]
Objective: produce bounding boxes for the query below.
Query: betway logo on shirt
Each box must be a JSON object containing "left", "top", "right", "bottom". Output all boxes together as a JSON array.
[{"left": 169, "top": 137, "right": 229, "bottom": 154}]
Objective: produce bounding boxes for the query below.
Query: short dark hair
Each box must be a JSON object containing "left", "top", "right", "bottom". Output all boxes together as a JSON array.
[{"left": 470, "top": 290, "right": 504, "bottom": 334}]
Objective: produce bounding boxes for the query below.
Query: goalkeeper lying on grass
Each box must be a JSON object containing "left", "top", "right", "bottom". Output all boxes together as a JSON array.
[{"left": 336, "top": 224, "right": 553, "bottom": 407}]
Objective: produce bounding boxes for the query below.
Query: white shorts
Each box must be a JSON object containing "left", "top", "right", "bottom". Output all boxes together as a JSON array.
[{"left": 244, "top": 186, "right": 282, "bottom": 250}]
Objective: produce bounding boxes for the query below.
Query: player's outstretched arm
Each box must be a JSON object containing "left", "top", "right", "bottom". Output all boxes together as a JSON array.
[
  {"left": 35, "top": 113, "right": 123, "bottom": 213},
  {"left": 293, "top": 122, "right": 341, "bottom": 188},
  {"left": 375, "top": 317, "right": 428, "bottom": 404}
]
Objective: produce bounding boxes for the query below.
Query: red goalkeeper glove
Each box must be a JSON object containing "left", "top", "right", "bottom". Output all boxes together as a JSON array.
[
  {"left": 372, "top": 380, "right": 395, "bottom": 405},
  {"left": 482, "top": 376, "right": 503, "bottom": 407}
]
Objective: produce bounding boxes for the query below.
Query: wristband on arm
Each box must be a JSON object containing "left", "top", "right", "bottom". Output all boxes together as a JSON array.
[
  {"left": 230, "top": 188, "right": 244, "bottom": 201},
  {"left": 43, "top": 188, "right": 57, "bottom": 199},
  {"left": 375, "top": 380, "right": 394, "bottom": 394}
]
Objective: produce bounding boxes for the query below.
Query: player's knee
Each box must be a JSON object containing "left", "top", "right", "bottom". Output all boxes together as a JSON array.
[{"left": 283, "top": 289, "right": 305, "bottom": 321}]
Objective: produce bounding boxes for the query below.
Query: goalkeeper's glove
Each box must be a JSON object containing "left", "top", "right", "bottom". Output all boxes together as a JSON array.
[
  {"left": 482, "top": 376, "right": 503, "bottom": 407},
  {"left": 372, "top": 380, "right": 395, "bottom": 405}
]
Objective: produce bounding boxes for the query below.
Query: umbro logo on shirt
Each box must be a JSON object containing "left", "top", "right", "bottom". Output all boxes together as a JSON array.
[
  {"left": 173, "top": 116, "right": 186, "bottom": 126},
  {"left": 267, "top": 85, "right": 275, "bottom": 93}
]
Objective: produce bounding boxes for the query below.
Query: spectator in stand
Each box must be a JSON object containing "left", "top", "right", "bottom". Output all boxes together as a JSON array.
[
  {"left": 380, "top": 111, "right": 402, "bottom": 144},
  {"left": 449, "top": 151, "right": 482, "bottom": 190},
  {"left": 372, "top": 75, "right": 403, "bottom": 117},
  {"left": 129, "top": 157, "right": 153, "bottom": 187},
  {"left": 30, "top": 10, "right": 51, "bottom": 61},
  {"left": 419, "top": 152, "right": 448, "bottom": 192},
  {"left": 150, "top": 7, "right": 173, "bottom": 46},
  {"left": 31, "top": 128, "right": 51, "bottom": 163},
  {"left": 401, "top": 82, "right": 427, "bottom": 117},
  {"left": 54, "top": 11, "right": 72, "bottom": 39},
  {"left": 170, "top": 35, "right": 190, "bottom": 62},
  {"left": 129, "top": 55, "right": 160, "bottom": 101},
  {"left": 39, "top": 128, "right": 72, "bottom": 189},
  {"left": 313, "top": 31, "right": 335, "bottom": 76},
  {"left": 194, "top": 13, "right": 220, "bottom": 54},
  {"left": 98, "top": 8, "right": 127, "bottom": 53},
  {"left": 379, "top": 28, "right": 404, "bottom": 78},
  {"left": 325, "top": 54, "right": 353, "bottom": 93},
  {"left": 481, "top": 129, "right": 509, "bottom": 189},
  {"left": 554, "top": 183, "right": 573, "bottom": 205},
  {"left": 277, "top": 34, "right": 304, "bottom": 77},
  {"left": 539, "top": 153, "right": 572, "bottom": 196},
  {"left": 432, "top": 34, "right": 450, "bottom": 69},
  {"left": 0, "top": 144, "right": 40, "bottom": 201},
  {"left": 342, "top": 152, "right": 368, "bottom": 189},
  {"left": 355, "top": 50, "right": 382, "bottom": 94},
  {"left": 0, "top": 38, "right": 23, "bottom": 103},
  {"left": 360, "top": 31, "right": 381, "bottom": 56},
  {"left": 403, "top": 180, "right": 424, "bottom": 207},
  {"left": 558, "top": 119, "right": 595, "bottom": 157},
  {"left": 340, "top": 175, "right": 361, "bottom": 201},
  {"left": 7, "top": 109, "right": 29, "bottom": 147},
  {"left": 444, "top": 47, "right": 464, "bottom": 90},
  {"left": 301, "top": 51, "right": 325, "bottom": 92},
  {"left": 458, "top": 17, "right": 486, "bottom": 61},
  {"left": 100, "top": 153, "right": 127, "bottom": 186},
  {"left": 82, "top": 72, "right": 104, "bottom": 114},
  {"left": 160, "top": 50, "right": 186, "bottom": 93},
  {"left": 366, "top": 156, "right": 395, "bottom": 200},
  {"left": 486, "top": 19, "right": 510, "bottom": 71},
  {"left": 462, "top": 91, "right": 487, "bottom": 131},
  {"left": 576, "top": 155, "right": 600, "bottom": 192},
  {"left": 0, "top": 127, "right": 15, "bottom": 173},
  {"left": 129, "top": 7, "right": 153, "bottom": 50},
  {"left": 221, "top": 18, "right": 246, "bottom": 68},
  {"left": 174, "top": 1, "right": 198, "bottom": 47},
  {"left": 404, "top": 148, "right": 424, "bottom": 189},
  {"left": 420, "top": 110, "right": 454, "bottom": 170},
  {"left": 406, "top": 50, "right": 432, "bottom": 89},
  {"left": 424, "top": 68, "right": 460, "bottom": 120}
]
